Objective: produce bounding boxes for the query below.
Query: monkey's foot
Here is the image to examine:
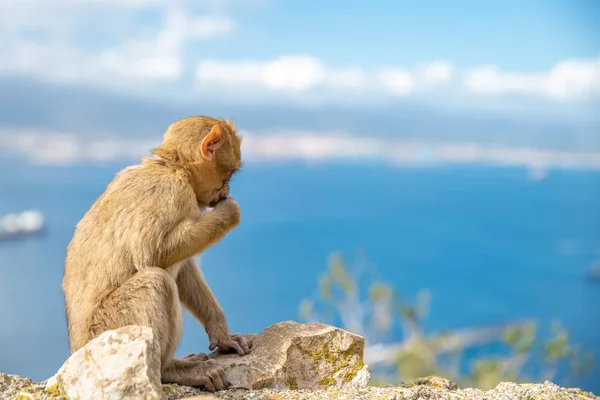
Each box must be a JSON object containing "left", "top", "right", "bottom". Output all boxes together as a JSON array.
[{"left": 162, "top": 358, "right": 228, "bottom": 392}]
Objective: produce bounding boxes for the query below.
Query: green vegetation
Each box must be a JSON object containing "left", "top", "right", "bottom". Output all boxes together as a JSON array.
[{"left": 298, "top": 252, "right": 595, "bottom": 389}]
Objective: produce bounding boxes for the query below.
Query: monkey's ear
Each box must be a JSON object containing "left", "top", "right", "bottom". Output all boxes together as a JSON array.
[{"left": 201, "top": 125, "right": 224, "bottom": 161}]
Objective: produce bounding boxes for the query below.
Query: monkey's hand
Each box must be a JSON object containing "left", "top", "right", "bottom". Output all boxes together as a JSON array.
[
  {"left": 163, "top": 197, "right": 241, "bottom": 266},
  {"left": 209, "top": 332, "right": 252, "bottom": 356},
  {"left": 212, "top": 197, "right": 241, "bottom": 230}
]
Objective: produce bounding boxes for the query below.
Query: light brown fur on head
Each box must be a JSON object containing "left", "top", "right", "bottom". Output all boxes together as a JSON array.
[
  {"left": 62, "top": 115, "right": 251, "bottom": 392},
  {"left": 149, "top": 116, "right": 242, "bottom": 207}
]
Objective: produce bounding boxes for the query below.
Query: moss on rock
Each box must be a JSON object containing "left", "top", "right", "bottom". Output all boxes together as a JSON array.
[
  {"left": 292, "top": 333, "right": 367, "bottom": 389},
  {"left": 285, "top": 377, "right": 299, "bottom": 390},
  {"left": 44, "top": 376, "right": 74, "bottom": 399}
]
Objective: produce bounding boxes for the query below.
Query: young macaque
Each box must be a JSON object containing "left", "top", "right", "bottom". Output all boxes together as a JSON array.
[{"left": 62, "top": 116, "right": 250, "bottom": 391}]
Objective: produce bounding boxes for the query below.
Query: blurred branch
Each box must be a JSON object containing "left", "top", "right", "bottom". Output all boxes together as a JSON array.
[
  {"left": 365, "top": 320, "right": 532, "bottom": 368},
  {"left": 299, "top": 251, "right": 595, "bottom": 389}
]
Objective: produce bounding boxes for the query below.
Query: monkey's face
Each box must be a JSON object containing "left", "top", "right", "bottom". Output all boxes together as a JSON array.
[
  {"left": 190, "top": 159, "right": 237, "bottom": 208},
  {"left": 155, "top": 116, "right": 242, "bottom": 208},
  {"left": 201, "top": 167, "right": 233, "bottom": 208},
  {"left": 191, "top": 120, "right": 241, "bottom": 208}
]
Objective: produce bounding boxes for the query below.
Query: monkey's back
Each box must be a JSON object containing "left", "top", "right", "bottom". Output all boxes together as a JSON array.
[{"left": 62, "top": 163, "right": 197, "bottom": 351}]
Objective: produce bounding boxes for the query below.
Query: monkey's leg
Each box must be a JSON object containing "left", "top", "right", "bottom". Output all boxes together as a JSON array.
[{"left": 89, "top": 267, "right": 227, "bottom": 391}]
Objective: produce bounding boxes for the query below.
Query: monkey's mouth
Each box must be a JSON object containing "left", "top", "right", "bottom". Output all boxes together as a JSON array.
[
  {"left": 208, "top": 195, "right": 227, "bottom": 208},
  {"left": 209, "top": 186, "right": 229, "bottom": 207}
]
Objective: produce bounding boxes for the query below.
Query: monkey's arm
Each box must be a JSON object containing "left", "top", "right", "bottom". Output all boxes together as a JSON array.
[
  {"left": 177, "top": 258, "right": 227, "bottom": 334},
  {"left": 177, "top": 258, "right": 251, "bottom": 355},
  {"left": 162, "top": 199, "right": 240, "bottom": 267}
]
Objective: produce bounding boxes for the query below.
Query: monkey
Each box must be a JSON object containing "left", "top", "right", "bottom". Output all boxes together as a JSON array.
[{"left": 61, "top": 116, "right": 251, "bottom": 392}]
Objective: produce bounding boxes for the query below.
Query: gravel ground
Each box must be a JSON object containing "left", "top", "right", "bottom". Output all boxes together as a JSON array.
[{"left": 2, "top": 373, "right": 598, "bottom": 400}]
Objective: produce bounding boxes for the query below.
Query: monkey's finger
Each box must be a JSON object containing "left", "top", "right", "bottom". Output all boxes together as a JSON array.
[
  {"left": 219, "top": 368, "right": 228, "bottom": 388},
  {"left": 212, "top": 370, "right": 226, "bottom": 390},
  {"left": 238, "top": 338, "right": 251, "bottom": 354},
  {"left": 208, "top": 342, "right": 217, "bottom": 351},
  {"left": 229, "top": 340, "right": 245, "bottom": 356},
  {"left": 234, "top": 341, "right": 248, "bottom": 356},
  {"left": 201, "top": 376, "right": 217, "bottom": 392},
  {"left": 212, "top": 370, "right": 228, "bottom": 391}
]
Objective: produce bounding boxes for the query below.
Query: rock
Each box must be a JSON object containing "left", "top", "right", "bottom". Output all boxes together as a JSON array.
[
  {"left": 207, "top": 320, "right": 370, "bottom": 391},
  {"left": 44, "top": 325, "right": 162, "bottom": 400},
  {"left": 2, "top": 371, "right": 598, "bottom": 400},
  {"left": 414, "top": 375, "right": 458, "bottom": 390},
  {"left": 2, "top": 321, "right": 598, "bottom": 399},
  {"left": 0, "top": 372, "right": 44, "bottom": 399},
  {"left": 166, "top": 378, "right": 600, "bottom": 399}
]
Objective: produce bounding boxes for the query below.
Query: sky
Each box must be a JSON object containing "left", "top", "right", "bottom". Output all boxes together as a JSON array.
[{"left": 0, "top": 0, "right": 599, "bottom": 170}]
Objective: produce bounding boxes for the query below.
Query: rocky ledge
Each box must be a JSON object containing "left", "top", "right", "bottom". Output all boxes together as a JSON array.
[
  {"left": 1, "top": 321, "right": 597, "bottom": 400},
  {"left": 2, "top": 373, "right": 597, "bottom": 400}
]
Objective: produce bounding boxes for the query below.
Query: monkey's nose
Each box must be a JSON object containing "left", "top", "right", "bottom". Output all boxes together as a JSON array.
[{"left": 220, "top": 186, "right": 230, "bottom": 198}]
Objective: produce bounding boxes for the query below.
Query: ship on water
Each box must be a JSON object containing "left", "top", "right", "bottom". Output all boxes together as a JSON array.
[{"left": 0, "top": 209, "right": 45, "bottom": 242}]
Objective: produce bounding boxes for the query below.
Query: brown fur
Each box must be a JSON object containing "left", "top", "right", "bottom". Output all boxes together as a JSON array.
[{"left": 62, "top": 116, "right": 250, "bottom": 391}]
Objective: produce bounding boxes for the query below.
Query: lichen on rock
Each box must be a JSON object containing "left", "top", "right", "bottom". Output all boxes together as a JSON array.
[{"left": 207, "top": 320, "right": 370, "bottom": 391}]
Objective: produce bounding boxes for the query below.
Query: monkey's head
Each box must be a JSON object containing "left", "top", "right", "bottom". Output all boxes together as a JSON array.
[{"left": 153, "top": 116, "right": 242, "bottom": 208}]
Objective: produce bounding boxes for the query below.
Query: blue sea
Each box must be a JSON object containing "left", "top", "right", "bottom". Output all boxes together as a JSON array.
[{"left": 1, "top": 160, "right": 599, "bottom": 393}]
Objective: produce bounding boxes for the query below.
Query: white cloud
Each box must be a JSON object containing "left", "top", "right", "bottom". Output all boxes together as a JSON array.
[
  {"left": 0, "top": 0, "right": 255, "bottom": 10},
  {"left": 0, "top": 0, "right": 159, "bottom": 6},
  {"left": 261, "top": 56, "right": 326, "bottom": 91},
  {"left": 0, "top": 0, "right": 598, "bottom": 106},
  {"left": 376, "top": 68, "right": 416, "bottom": 96},
  {"left": 193, "top": 58, "right": 459, "bottom": 97},
  {"left": 243, "top": 133, "right": 600, "bottom": 174},
  {"left": 195, "top": 57, "right": 420, "bottom": 96},
  {"left": 196, "top": 55, "right": 600, "bottom": 103},
  {"left": 327, "top": 68, "right": 367, "bottom": 89},
  {"left": 464, "top": 56, "right": 600, "bottom": 101},
  {"left": 0, "top": 1, "right": 235, "bottom": 86},
  {"left": 420, "top": 60, "right": 454, "bottom": 86},
  {"left": 2, "top": 126, "right": 599, "bottom": 174},
  {"left": 544, "top": 58, "right": 600, "bottom": 100},
  {"left": 196, "top": 56, "right": 366, "bottom": 92},
  {"left": 97, "top": 12, "right": 234, "bottom": 81}
]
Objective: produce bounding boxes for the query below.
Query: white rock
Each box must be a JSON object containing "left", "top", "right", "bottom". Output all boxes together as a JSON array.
[
  {"left": 45, "top": 325, "right": 162, "bottom": 400},
  {"left": 209, "top": 320, "right": 371, "bottom": 391}
]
